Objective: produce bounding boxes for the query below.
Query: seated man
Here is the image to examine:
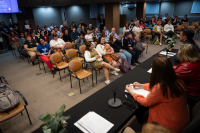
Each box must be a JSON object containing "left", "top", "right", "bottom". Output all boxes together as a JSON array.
[
  {"left": 153, "top": 20, "right": 167, "bottom": 46},
  {"left": 54, "top": 27, "right": 61, "bottom": 38},
  {"left": 48, "top": 29, "right": 55, "bottom": 43},
  {"left": 77, "top": 24, "right": 82, "bottom": 33},
  {"left": 88, "top": 23, "right": 94, "bottom": 33},
  {"left": 103, "top": 26, "right": 110, "bottom": 37},
  {"left": 24, "top": 35, "right": 38, "bottom": 65},
  {"left": 164, "top": 20, "right": 176, "bottom": 38},
  {"left": 109, "top": 28, "right": 119, "bottom": 39},
  {"left": 50, "top": 34, "right": 68, "bottom": 51},
  {"left": 85, "top": 29, "right": 93, "bottom": 42},
  {"left": 36, "top": 38, "right": 55, "bottom": 74},
  {"left": 9, "top": 30, "right": 19, "bottom": 50},
  {"left": 93, "top": 27, "right": 100, "bottom": 42},
  {"left": 61, "top": 23, "right": 69, "bottom": 32},
  {"left": 71, "top": 27, "right": 79, "bottom": 41},
  {"left": 181, "top": 14, "right": 188, "bottom": 23},
  {"left": 63, "top": 29, "right": 72, "bottom": 42},
  {"left": 75, "top": 33, "right": 86, "bottom": 49}
]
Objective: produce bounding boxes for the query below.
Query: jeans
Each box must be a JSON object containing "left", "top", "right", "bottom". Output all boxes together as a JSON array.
[{"left": 117, "top": 50, "right": 132, "bottom": 66}]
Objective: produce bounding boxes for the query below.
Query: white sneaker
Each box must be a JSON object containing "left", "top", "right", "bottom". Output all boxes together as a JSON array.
[
  {"left": 110, "top": 71, "right": 119, "bottom": 76},
  {"left": 160, "top": 43, "right": 162, "bottom": 46},
  {"left": 176, "top": 34, "right": 180, "bottom": 37},
  {"left": 114, "top": 68, "right": 120, "bottom": 72},
  {"left": 164, "top": 35, "right": 168, "bottom": 38},
  {"left": 105, "top": 80, "right": 110, "bottom": 85}
]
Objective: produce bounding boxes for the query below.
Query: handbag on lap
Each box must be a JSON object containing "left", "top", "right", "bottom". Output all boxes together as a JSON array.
[{"left": 111, "top": 53, "right": 120, "bottom": 61}]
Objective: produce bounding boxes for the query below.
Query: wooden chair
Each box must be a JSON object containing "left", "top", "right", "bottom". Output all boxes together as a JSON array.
[
  {"left": 188, "top": 26, "right": 196, "bottom": 30},
  {"left": 50, "top": 52, "right": 69, "bottom": 82},
  {"left": 0, "top": 77, "right": 32, "bottom": 133},
  {"left": 192, "top": 22, "right": 199, "bottom": 29},
  {"left": 75, "top": 39, "right": 77, "bottom": 43},
  {"left": 69, "top": 60, "right": 93, "bottom": 94},
  {"left": 143, "top": 29, "right": 152, "bottom": 44},
  {"left": 93, "top": 42, "right": 97, "bottom": 47},
  {"left": 183, "top": 22, "right": 189, "bottom": 28},
  {"left": 176, "top": 25, "right": 184, "bottom": 34},
  {"left": 65, "top": 49, "right": 84, "bottom": 62},
  {"left": 65, "top": 42, "right": 73, "bottom": 49}
]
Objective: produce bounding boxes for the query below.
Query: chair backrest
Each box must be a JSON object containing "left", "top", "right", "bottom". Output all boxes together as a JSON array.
[
  {"left": 192, "top": 22, "right": 199, "bottom": 29},
  {"left": 69, "top": 60, "right": 82, "bottom": 72},
  {"left": 93, "top": 42, "right": 97, "bottom": 46},
  {"left": 65, "top": 49, "right": 77, "bottom": 58},
  {"left": 50, "top": 52, "right": 63, "bottom": 63},
  {"left": 177, "top": 25, "right": 184, "bottom": 31},
  {"left": 182, "top": 101, "right": 200, "bottom": 133},
  {"left": 65, "top": 42, "right": 73, "bottom": 49},
  {"left": 188, "top": 26, "right": 195, "bottom": 30},
  {"left": 79, "top": 45, "right": 86, "bottom": 53},
  {"left": 75, "top": 40, "right": 77, "bottom": 43},
  {"left": 144, "top": 29, "right": 151, "bottom": 35},
  {"left": 183, "top": 22, "right": 189, "bottom": 28}
]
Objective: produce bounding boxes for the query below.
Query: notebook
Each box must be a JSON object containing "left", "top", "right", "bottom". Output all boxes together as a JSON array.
[{"left": 125, "top": 84, "right": 150, "bottom": 98}]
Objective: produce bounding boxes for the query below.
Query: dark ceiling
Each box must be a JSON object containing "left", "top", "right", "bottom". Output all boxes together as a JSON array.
[{"left": 17, "top": 0, "right": 192, "bottom": 7}]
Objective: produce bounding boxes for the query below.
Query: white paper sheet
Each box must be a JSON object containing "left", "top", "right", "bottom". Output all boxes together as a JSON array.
[
  {"left": 125, "top": 84, "right": 150, "bottom": 98},
  {"left": 147, "top": 68, "right": 152, "bottom": 73},
  {"left": 159, "top": 51, "right": 176, "bottom": 57},
  {"left": 25, "top": 25, "right": 30, "bottom": 29},
  {"left": 74, "top": 111, "right": 114, "bottom": 133}
]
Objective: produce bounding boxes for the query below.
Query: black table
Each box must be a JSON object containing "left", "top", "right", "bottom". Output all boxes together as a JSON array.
[{"left": 32, "top": 48, "right": 179, "bottom": 133}]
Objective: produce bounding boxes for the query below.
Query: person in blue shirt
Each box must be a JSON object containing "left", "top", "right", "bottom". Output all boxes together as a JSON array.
[
  {"left": 48, "top": 29, "right": 55, "bottom": 43},
  {"left": 71, "top": 27, "right": 79, "bottom": 41},
  {"left": 36, "top": 38, "right": 55, "bottom": 74},
  {"left": 0, "top": 79, "right": 3, "bottom": 86},
  {"left": 145, "top": 20, "right": 155, "bottom": 34},
  {"left": 77, "top": 24, "right": 82, "bottom": 33},
  {"left": 75, "top": 33, "right": 86, "bottom": 49},
  {"left": 103, "top": 26, "right": 110, "bottom": 37}
]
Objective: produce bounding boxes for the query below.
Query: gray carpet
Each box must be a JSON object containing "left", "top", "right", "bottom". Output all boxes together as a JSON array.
[{"left": 0, "top": 39, "right": 200, "bottom": 133}]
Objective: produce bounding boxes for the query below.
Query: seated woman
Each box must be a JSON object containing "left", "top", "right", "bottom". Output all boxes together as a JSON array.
[
  {"left": 36, "top": 38, "right": 55, "bottom": 74},
  {"left": 18, "top": 32, "right": 25, "bottom": 48},
  {"left": 40, "top": 30, "right": 48, "bottom": 43},
  {"left": 174, "top": 44, "right": 200, "bottom": 107},
  {"left": 140, "top": 20, "right": 145, "bottom": 31},
  {"left": 108, "top": 33, "right": 132, "bottom": 66},
  {"left": 93, "top": 27, "right": 101, "bottom": 42},
  {"left": 125, "top": 55, "right": 190, "bottom": 133},
  {"left": 24, "top": 35, "right": 38, "bottom": 65},
  {"left": 123, "top": 22, "right": 130, "bottom": 35},
  {"left": 101, "top": 31, "right": 109, "bottom": 42},
  {"left": 84, "top": 42, "right": 120, "bottom": 85},
  {"left": 31, "top": 32, "right": 39, "bottom": 43},
  {"left": 80, "top": 25, "right": 86, "bottom": 36},
  {"left": 63, "top": 29, "right": 72, "bottom": 42},
  {"left": 85, "top": 29, "right": 93, "bottom": 42},
  {"left": 75, "top": 33, "right": 86, "bottom": 49},
  {"left": 9, "top": 30, "right": 19, "bottom": 50},
  {"left": 145, "top": 20, "right": 155, "bottom": 34},
  {"left": 132, "top": 22, "right": 143, "bottom": 37},
  {"left": 96, "top": 37, "right": 122, "bottom": 75}
]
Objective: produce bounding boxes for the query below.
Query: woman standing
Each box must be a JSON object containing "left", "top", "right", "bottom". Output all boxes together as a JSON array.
[
  {"left": 96, "top": 37, "right": 122, "bottom": 75},
  {"left": 84, "top": 42, "right": 120, "bottom": 85},
  {"left": 125, "top": 55, "right": 189, "bottom": 133}
]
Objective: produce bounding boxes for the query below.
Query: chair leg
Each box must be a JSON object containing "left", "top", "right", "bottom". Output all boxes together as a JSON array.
[
  {"left": 59, "top": 71, "right": 62, "bottom": 82},
  {"left": 96, "top": 71, "right": 97, "bottom": 84},
  {"left": 21, "top": 112, "right": 23, "bottom": 115},
  {"left": 64, "top": 69, "right": 65, "bottom": 73},
  {"left": 79, "top": 79, "right": 81, "bottom": 94},
  {"left": 0, "top": 128, "right": 2, "bottom": 133},
  {"left": 39, "top": 61, "right": 41, "bottom": 70},
  {"left": 83, "top": 79, "right": 84, "bottom": 82},
  {"left": 70, "top": 73, "right": 72, "bottom": 88},
  {"left": 146, "top": 45, "right": 148, "bottom": 54},
  {"left": 25, "top": 106, "right": 32, "bottom": 125},
  {"left": 92, "top": 73, "right": 94, "bottom": 87},
  {"left": 42, "top": 63, "right": 46, "bottom": 73}
]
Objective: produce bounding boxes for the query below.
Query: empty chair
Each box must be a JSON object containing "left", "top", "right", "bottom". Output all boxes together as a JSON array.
[
  {"left": 65, "top": 49, "right": 84, "bottom": 62},
  {"left": 176, "top": 25, "right": 184, "bottom": 34},
  {"left": 188, "top": 26, "right": 195, "bottom": 31},
  {"left": 183, "top": 22, "right": 189, "bottom": 28}
]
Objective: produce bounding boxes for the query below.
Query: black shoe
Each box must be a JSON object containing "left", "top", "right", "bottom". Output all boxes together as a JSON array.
[
  {"left": 135, "top": 61, "right": 141, "bottom": 64},
  {"left": 32, "top": 62, "right": 35, "bottom": 66},
  {"left": 51, "top": 69, "right": 56, "bottom": 74},
  {"left": 131, "top": 63, "right": 136, "bottom": 66}
]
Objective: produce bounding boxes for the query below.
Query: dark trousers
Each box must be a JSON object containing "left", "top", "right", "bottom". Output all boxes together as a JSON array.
[
  {"left": 133, "top": 46, "right": 141, "bottom": 61},
  {"left": 126, "top": 49, "right": 136, "bottom": 64},
  {"left": 164, "top": 30, "right": 176, "bottom": 38},
  {"left": 2, "top": 34, "right": 11, "bottom": 50},
  {"left": 0, "top": 42, "right": 3, "bottom": 50},
  {"left": 135, "top": 106, "right": 149, "bottom": 126},
  {"left": 100, "top": 25, "right": 104, "bottom": 32}
]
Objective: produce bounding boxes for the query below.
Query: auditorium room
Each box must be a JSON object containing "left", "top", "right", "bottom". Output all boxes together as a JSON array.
[{"left": 0, "top": 0, "right": 200, "bottom": 133}]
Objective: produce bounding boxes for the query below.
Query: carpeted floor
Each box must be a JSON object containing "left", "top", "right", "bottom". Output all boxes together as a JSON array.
[{"left": 0, "top": 38, "right": 200, "bottom": 133}]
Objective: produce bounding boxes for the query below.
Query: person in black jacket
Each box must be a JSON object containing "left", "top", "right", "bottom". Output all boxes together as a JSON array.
[
  {"left": 63, "top": 29, "right": 72, "bottom": 42},
  {"left": 108, "top": 33, "right": 132, "bottom": 66}
]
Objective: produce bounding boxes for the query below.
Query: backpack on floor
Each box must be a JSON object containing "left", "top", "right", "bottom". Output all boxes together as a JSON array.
[
  {"left": 119, "top": 60, "right": 130, "bottom": 73},
  {"left": 153, "top": 36, "right": 160, "bottom": 45},
  {"left": 0, "top": 84, "right": 19, "bottom": 112}
]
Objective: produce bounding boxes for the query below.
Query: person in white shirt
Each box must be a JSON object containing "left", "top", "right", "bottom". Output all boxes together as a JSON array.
[
  {"left": 49, "top": 34, "right": 68, "bottom": 51},
  {"left": 54, "top": 27, "right": 61, "bottom": 38},
  {"left": 164, "top": 20, "right": 176, "bottom": 38},
  {"left": 132, "top": 22, "right": 143, "bottom": 37},
  {"left": 50, "top": 23, "right": 56, "bottom": 30},
  {"left": 109, "top": 28, "right": 119, "bottom": 39},
  {"left": 85, "top": 29, "right": 93, "bottom": 42}
]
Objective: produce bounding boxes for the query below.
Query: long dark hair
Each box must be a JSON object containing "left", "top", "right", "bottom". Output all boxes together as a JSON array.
[
  {"left": 97, "top": 36, "right": 103, "bottom": 45},
  {"left": 150, "top": 55, "right": 185, "bottom": 99}
]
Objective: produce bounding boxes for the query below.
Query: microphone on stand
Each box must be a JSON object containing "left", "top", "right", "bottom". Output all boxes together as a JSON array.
[{"left": 108, "top": 89, "right": 122, "bottom": 107}]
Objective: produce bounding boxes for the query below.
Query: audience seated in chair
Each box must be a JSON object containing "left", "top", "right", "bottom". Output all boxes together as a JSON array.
[
  {"left": 71, "top": 27, "right": 79, "bottom": 41},
  {"left": 125, "top": 55, "right": 189, "bottom": 133},
  {"left": 153, "top": 20, "right": 167, "bottom": 46},
  {"left": 24, "top": 35, "right": 38, "bottom": 65},
  {"left": 61, "top": 23, "right": 69, "bottom": 33},
  {"left": 88, "top": 23, "right": 94, "bottom": 32},
  {"left": 80, "top": 19, "right": 87, "bottom": 28},
  {"left": 9, "top": 30, "right": 19, "bottom": 50},
  {"left": 179, "top": 28, "right": 200, "bottom": 53},
  {"left": 123, "top": 22, "right": 130, "bottom": 35},
  {"left": 164, "top": 20, "right": 176, "bottom": 38},
  {"left": 54, "top": 27, "right": 61, "bottom": 38},
  {"left": 40, "top": 30, "right": 48, "bottom": 42},
  {"left": 152, "top": 17, "right": 157, "bottom": 25},
  {"left": 173, "top": 44, "right": 200, "bottom": 109},
  {"left": 108, "top": 33, "right": 132, "bottom": 66},
  {"left": 93, "top": 27, "right": 100, "bottom": 42},
  {"left": 103, "top": 26, "right": 110, "bottom": 37},
  {"left": 109, "top": 28, "right": 119, "bottom": 39},
  {"left": 84, "top": 42, "right": 120, "bottom": 85},
  {"left": 80, "top": 25, "right": 86, "bottom": 36},
  {"left": 145, "top": 20, "right": 155, "bottom": 34},
  {"left": 181, "top": 14, "right": 188, "bottom": 23},
  {"left": 18, "top": 32, "right": 25, "bottom": 48},
  {"left": 36, "top": 38, "right": 56, "bottom": 74},
  {"left": 44, "top": 26, "right": 51, "bottom": 37},
  {"left": 31, "top": 32, "right": 39, "bottom": 43},
  {"left": 85, "top": 29, "right": 93, "bottom": 42},
  {"left": 62, "top": 29, "right": 72, "bottom": 43},
  {"left": 75, "top": 33, "right": 86, "bottom": 49},
  {"left": 77, "top": 24, "right": 82, "bottom": 33},
  {"left": 96, "top": 37, "right": 122, "bottom": 76},
  {"left": 101, "top": 31, "right": 109, "bottom": 42},
  {"left": 132, "top": 22, "right": 143, "bottom": 38},
  {"left": 49, "top": 34, "right": 68, "bottom": 52},
  {"left": 48, "top": 29, "right": 55, "bottom": 43},
  {"left": 140, "top": 20, "right": 145, "bottom": 31}
]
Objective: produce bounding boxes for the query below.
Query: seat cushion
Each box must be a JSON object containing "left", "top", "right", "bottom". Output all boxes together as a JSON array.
[
  {"left": 71, "top": 69, "right": 92, "bottom": 79},
  {"left": 53, "top": 62, "right": 69, "bottom": 69},
  {"left": 0, "top": 103, "right": 24, "bottom": 122},
  {"left": 145, "top": 35, "right": 152, "bottom": 37},
  {"left": 72, "top": 57, "right": 84, "bottom": 62}
]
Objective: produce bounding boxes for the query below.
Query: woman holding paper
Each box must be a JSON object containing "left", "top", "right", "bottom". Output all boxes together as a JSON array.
[{"left": 125, "top": 55, "right": 189, "bottom": 133}]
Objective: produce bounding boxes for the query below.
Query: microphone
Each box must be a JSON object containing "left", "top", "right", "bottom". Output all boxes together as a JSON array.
[
  {"left": 108, "top": 89, "right": 122, "bottom": 108},
  {"left": 166, "top": 44, "right": 175, "bottom": 58}
]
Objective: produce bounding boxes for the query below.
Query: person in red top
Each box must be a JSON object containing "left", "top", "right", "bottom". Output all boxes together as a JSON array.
[
  {"left": 139, "top": 20, "right": 145, "bottom": 31},
  {"left": 40, "top": 30, "right": 48, "bottom": 42},
  {"left": 126, "top": 55, "right": 190, "bottom": 133},
  {"left": 61, "top": 23, "right": 68, "bottom": 32},
  {"left": 173, "top": 44, "right": 200, "bottom": 100},
  {"left": 152, "top": 17, "right": 157, "bottom": 25},
  {"left": 9, "top": 30, "right": 19, "bottom": 50}
]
